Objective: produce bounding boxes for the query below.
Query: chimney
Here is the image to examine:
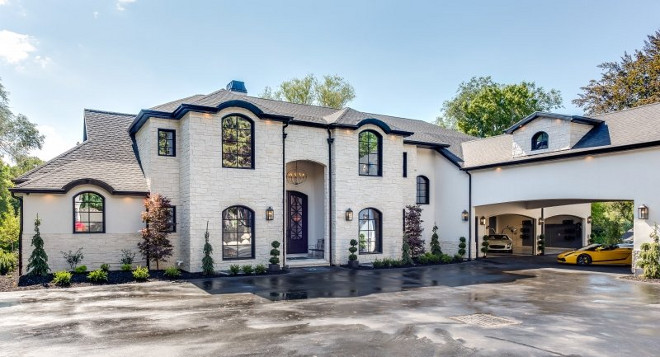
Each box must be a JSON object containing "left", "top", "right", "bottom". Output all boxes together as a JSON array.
[{"left": 226, "top": 80, "right": 247, "bottom": 94}]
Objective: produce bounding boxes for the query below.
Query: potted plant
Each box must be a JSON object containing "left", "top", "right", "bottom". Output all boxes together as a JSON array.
[
  {"left": 348, "top": 239, "right": 359, "bottom": 268},
  {"left": 269, "top": 240, "right": 281, "bottom": 272},
  {"left": 480, "top": 235, "right": 489, "bottom": 258}
]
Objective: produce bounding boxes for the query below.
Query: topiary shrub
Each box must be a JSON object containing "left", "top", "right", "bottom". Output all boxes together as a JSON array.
[
  {"left": 100, "top": 263, "right": 110, "bottom": 272},
  {"left": 121, "top": 263, "right": 132, "bottom": 272},
  {"left": 537, "top": 234, "right": 545, "bottom": 255},
  {"left": 430, "top": 225, "right": 442, "bottom": 256},
  {"left": 269, "top": 240, "right": 281, "bottom": 269},
  {"left": 348, "top": 239, "right": 358, "bottom": 261},
  {"left": 74, "top": 265, "right": 88, "bottom": 274},
  {"left": 637, "top": 224, "right": 660, "bottom": 278},
  {"left": 164, "top": 266, "right": 181, "bottom": 279},
  {"left": 132, "top": 266, "right": 149, "bottom": 281},
  {"left": 52, "top": 271, "right": 72, "bottom": 287},
  {"left": 229, "top": 264, "right": 240, "bottom": 276},
  {"left": 0, "top": 251, "right": 17, "bottom": 275},
  {"left": 458, "top": 237, "right": 467, "bottom": 258},
  {"left": 480, "top": 235, "right": 489, "bottom": 258},
  {"left": 87, "top": 269, "right": 108, "bottom": 284},
  {"left": 255, "top": 264, "right": 267, "bottom": 274}
]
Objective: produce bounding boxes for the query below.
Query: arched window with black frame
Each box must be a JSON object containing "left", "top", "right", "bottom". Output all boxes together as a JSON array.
[
  {"left": 73, "top": 191, "right": 105, "bottom": 233},
  {"left": 531, "top": 131, "right": 549, "bottom": 150},
  {"left": 222, "top": 205, "right": 255, "bottom": 259},
  {"left": 416, "top": 175, "right": 430, "bottom": 204},
  {"left": 358, "top": 208, "right": 382, "bottom": 254},
  {"left": 222, "top": 114, "right": 254, "bottom": 169},
  {"left": 358, "top": 130, "right": 382, "bottom": 176}
]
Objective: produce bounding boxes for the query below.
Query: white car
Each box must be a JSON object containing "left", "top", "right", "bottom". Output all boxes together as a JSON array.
[{"left": 486, "top": 234, "right": 513, "bottom": 252}]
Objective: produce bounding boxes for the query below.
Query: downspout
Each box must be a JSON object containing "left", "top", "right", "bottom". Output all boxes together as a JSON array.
[
  {"left": 282, "top": 120, "right": 290, "bottom": 268},
  {"left": 466, "top": 171, "right": 472, "bottom": 261},
  {"left": 327, "top": 128, "right": 334, "bottom": 266},
  {"left": 11, "top": 192, "right": 24, "bottom": 275}
]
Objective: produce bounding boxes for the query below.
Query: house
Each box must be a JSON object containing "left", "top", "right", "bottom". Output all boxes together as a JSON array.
[{"left": 10, "top": 81, "right": 660, "bottom": 273}]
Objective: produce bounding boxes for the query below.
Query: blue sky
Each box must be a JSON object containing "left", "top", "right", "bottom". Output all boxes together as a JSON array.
[{"left": 1, "top": 0, "right": 659, "bottom": 160}]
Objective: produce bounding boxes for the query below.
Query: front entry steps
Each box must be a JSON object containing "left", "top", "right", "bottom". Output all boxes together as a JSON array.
[{"left": 286, "top": 256, "right": 329, "bottom": 268}]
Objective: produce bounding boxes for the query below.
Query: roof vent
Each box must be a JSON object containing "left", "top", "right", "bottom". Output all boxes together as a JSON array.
[{"left": 226, "top": 80, "right": 247, "bottom": 94}]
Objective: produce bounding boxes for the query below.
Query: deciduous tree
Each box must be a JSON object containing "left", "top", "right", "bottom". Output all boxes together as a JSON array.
[
  {"left": 403, "top": 205, "right": 425, "bottom": 258},
  {"left": 138, "top": 194, "right": 174, "bottom": 270},
  {"left": 0, "top": 79, "right": 44, "bottom": 162},
  {"left": 261, "top": 74, "right": 355, "bottom": 109}
]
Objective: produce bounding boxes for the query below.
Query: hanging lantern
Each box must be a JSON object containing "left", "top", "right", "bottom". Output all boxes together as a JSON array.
[
  {"left": 461, "top": 210, "right": 469, "bottom": 222},
  {"left": 286, "top": 161, "right": 307, "bottom": 185}
]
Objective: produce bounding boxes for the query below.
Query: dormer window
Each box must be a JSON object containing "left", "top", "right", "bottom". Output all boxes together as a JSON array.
[{"left": 531, "top": 131, "right": 549, "bottom": 151}]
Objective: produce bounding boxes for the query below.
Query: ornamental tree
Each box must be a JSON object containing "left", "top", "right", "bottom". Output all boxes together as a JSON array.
[
  {"left": 202, "top": 222, "right": 215, "bottom": 275},
  {"left": 27, "top": 215, "right": 49, "bottom": 276},
  {"left": 637, "top": 224, "right": 660, "bottom": 279},
  {"left": 404, "top": 205, "right": 425, "bottom": 258},
  {"left": 138, "top": 193, "right": 173, "bottom": 270}
]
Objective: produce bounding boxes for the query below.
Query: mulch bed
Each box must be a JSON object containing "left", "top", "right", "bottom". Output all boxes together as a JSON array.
[{"left": 620, "top": 275, "right": 660, "bottom": 284}]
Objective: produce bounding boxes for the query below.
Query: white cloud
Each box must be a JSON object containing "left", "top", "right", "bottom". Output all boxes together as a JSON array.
[
  {"left": 33, "top": 55, "right": 52, "bottom": 69},
  {"left": 116, "top": 0, "right": 136, "bottom": 11},
  {"left": 0, "top": 30, "right": 36, "bottom": 64},
  {"left": 0, "top": 0, "right": 9, "bottom": 6},
  {"left": 33, "top": 125, "right": 78, "bottom": 161},
  {"left": 93, "top": 11, "right": 99, "bottom": 19}
]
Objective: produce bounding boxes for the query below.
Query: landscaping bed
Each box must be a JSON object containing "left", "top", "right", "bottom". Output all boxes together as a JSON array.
[{"left": 621, "top": 275, "right": 660, "bottom": 284}]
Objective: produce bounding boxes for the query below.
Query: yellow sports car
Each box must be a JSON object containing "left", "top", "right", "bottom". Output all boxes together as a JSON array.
[{"left": 557, "top": 244, "right": 632, "bottom": 266}]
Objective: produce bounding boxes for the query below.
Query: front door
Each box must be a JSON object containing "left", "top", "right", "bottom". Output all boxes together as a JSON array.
[{"left": 287, "top": 191, "right": 308, "bottom": 254}]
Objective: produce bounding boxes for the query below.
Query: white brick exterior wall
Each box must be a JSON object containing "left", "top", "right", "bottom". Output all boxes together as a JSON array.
[{"left": 512, "top": 117, "right": 570, "bottom": 157}]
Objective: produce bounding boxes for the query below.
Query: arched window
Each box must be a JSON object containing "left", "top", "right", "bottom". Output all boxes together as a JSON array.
[
  {"left": 222, "top": 206, "right": 255, "bottom": 259},
  {"left": 222, "top": 114, "right": 254, "bottom": 168},
  {"left": 358, "top": 208, "right": 382, "bottom": 254},
  {"left": 358, "top": 130, "right": 382, "bottom": 176},
  {"left": 73, "top": 192, "right": 105, "bottom": 233},
  {"left": 531, "top": 131, "right": 549, "bottom": 150},
  {"left": 416, "top": 176, "right": 429, "bottom": 204}
]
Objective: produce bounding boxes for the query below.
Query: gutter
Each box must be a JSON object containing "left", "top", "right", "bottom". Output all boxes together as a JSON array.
[
  {"left": 281, "top": 120, "right": 290, "bottom": 268},
  {"left": 327, "top": 128, "right": 334, "bottom": 265},
  {"left": 11, "top": 192, "right": 23, "bottom": 275},
  {"left": 466, "top": 171, "right": 472, "bottom": 261}
]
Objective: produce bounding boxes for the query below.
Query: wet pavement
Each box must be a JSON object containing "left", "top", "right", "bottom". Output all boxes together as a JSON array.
[{"left": 0, "top": 256, "right": 658, "bottom": 356}]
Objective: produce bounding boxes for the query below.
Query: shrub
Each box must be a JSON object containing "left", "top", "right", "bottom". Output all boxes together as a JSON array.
[
  {"left": 87, "top": 269, "right": 108, "bottom": 283},
  {"left": 390, "top": 259, "right": 404, "bottom": 268},
  {"left": 52, "top": 271, "right": 72, "bottom": 287},
  {"left": 372, "top": 259, "right": 384, "bottom": 269},
  {"left": 537, "top": 234, "right": 545, "bottom": 255},
  {"left": 269, "top": 240, "right": 281, "bottom": 265},
  {"left": 458, "top": 237, "right": 467, "bottom": 257},
  {"left": 453, "top": 254, "right": 463, "bottom": 263},
  {"left": 202, "top": 223, "right": 215, "bottom": 275},
  {"left": 401, "top": 239, "right": 413, "bottom": 266},
  {"left": 100, "top": 263, "right": 110, "bottom": 272},
  {"left": 121, "top": 263, "right": 132, "bottom": 272},
  {"left": 0, "top": 251, "right": 17, "bottom": 275},
  {"left": 120, "top": 249, "right": 136, "bottom": 265},
  {"left": 61, "top": 248, "right": 84, "bottom": 271},
  {"left": 430, "top": 225, "right": 442, "bottom": 256},
  {"left": 74, "top": 265, "right": 88, "bottom": 274},
  {"left": 241, "top": 265, "right": 254, "bottom": 275},
  {"left": 441, "top": 254, "right": 453, "bottom": 264},
  {"left": 27, "top": 215, "right": 49, "bottom": 276},
  {"left": 480, "top": 235, "right": 489, "bottom": 257},
  {"left": 229, "top": 264, "right": 240, "bottom": 275},
  {"left": 255, "top": 264, "right": 267, "bottom": 274},
  {"left": 164, "top": 266, "right": 181, "bottom": 279},
  {"left": 132, "top": 266, "right": 150, "bottom": 281},
  {"left": 637, "top": 224, "right": 660, "bottom": 278},
  {"left": 348, "top": 239, "right": 358, "bottom": 261},
  {"left": 404, "top": 205, "right": 425, "bottom": 258}
]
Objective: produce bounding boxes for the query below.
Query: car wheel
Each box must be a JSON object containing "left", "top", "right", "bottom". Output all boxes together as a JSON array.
[{"left": 577, "top": 254, "right": 592, "bottom": 266}]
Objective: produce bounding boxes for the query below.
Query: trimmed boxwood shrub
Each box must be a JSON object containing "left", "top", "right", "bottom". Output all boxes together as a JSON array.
[{"left": 52, "top": 271, "right": 72, "bottom": 286}]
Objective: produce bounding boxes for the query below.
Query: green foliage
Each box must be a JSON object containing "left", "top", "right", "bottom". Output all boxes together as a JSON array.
[
  {"left": 372, "top": 258, "right": 385, "bottom": 269},
  {"left": 229, "top": 264, "right": 240, "bottom": 276},
  {"left": 348, "top": 239, "right": 358, "bottom": 261},
  {"left": 574, "top": 30, "right": 660, "bottom": 114},
  {"left": 255, "top": 264, "right": 267, "bottom": 275},
  {"left": 441, "top": 254, "right": 453, "bottom": 264},
  {"left": 27, "top": 215, "right": 49, "bottom": 276},
  {"left": 87, "top": 269, "right": 108, "bottom": 283},
  {"left": 52, "top": 271, "right": 72, "bottom": 286},
  {"left": 404, "top": 205, "right": 425, "bottom": 258},
  {"left": 537, "top": 235, "right": 545, "bottom": 255},
  {"left": 202, "top": 222, "right": 215, "bottom": 275},
  {"left": 100, "top": 263, "right": 110, "bottom": 272},
  {"left": 269, "top": 240, "right": 281, "bottom": 265},
  {"left": 637, "top": 224, "right": 660, "bottom": 279},
  {"left": 591, "top": 201, "right": 633, "bottom": 245},
  {"left": 121, "top": 263, "right": 132, "bottom": 272},
  {"left": 417, "top": 252, "right": 441, "bottom": 265},
  {"left": 453, "top": 254, "right": 463, "bottom": 263},
  {"left": 0, "top": 205, "right": 19, "bottom": 252},
  {"left": 241, "top": 265, "right": 254, "bottom": 275},
  {"left": 437, "top": 76, "right": 562, "bottom": 137},
  {"left": 61, "top": 248, "right": 84, "bottom": 270},
  {"left": 261, "top": 74, "right": 355, "bottom": 109},
  {"left": 0, "top": 250, "right": 17, "bottom": 275},
  {"left": 74, "top": 265, "right": 87, "bottom": 274},
  {"left": 430, "top": 225, "right": 442, "bottom": 256},
  {"left": 120, "top": 249, "right": 136, "bottom": 265},
  {"left": 0, "top": 79, "right": 45, "bottom": 162},
  {"left": 458, "top": 237, "right": 467, "bottom": 257},
  {"left": 132, "top": 266, "right": 149, "bottom": 281},
  {"left": 138, "top": 193, "right": 174, "bottom": 270},
  {"left": 401, "top": 239, "right": 413, "bottom": 266},
  {"left": 480, "top": 235, "right": 489, "bottom": 257},
  {"left": 164, "top": 266, "right": 181, "bottom": 279},
  {"left": 389, "top": 259, "right": 405, "bottom": 268}
]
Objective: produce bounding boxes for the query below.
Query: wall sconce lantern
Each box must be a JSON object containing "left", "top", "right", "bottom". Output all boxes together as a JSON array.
[
  {"left": 638, "top": 204, "right": 649, "bottom": 220},
  {"left": 538, "top": 217, "right": 544, "bottom": 225},
  {"left": 479, "top": 216, "right": 486, "bottom": 225},
  {"left": 461, "top": 210, "right": 469, "bottom": 222},
  {"left": 345, "top": 208, "right": 353, "bottom": 221},
  {"left": 587, "top": 216, "right": 592, "bottom": 224},
  {"left": 266, "top": 207, "right": 274, "bottom": 221}
]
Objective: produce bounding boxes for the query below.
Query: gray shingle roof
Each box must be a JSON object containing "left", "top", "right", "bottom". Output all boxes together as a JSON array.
[
  {"left": 462, "top": 102, "right": 660, "bottom": 169},
  {"left": 12, "top": 110, "right": 148, "bottom": 194}
]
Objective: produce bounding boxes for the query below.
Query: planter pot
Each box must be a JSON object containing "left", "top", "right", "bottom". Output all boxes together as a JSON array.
[
  {"left": 268, "top": 264, "right": 280, "bottom": 272},
  {"left": 348, "top": 260, "right": 360, "bottom": 269}
]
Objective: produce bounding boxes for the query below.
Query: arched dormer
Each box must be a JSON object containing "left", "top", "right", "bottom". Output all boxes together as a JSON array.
[{"left": 531, "top": 131, "right": 549, "bottom": 151}]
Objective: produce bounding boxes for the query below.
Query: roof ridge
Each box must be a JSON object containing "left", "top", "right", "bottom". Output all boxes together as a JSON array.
[
  {"left": 14, "top": 141, "right": 91, "bottom": 182},
  {"left": 84, "top": 108, "right": 136, "bottom": 117},
  {"left": 594, "top": 101, "right": 660, "bottom": 118}
]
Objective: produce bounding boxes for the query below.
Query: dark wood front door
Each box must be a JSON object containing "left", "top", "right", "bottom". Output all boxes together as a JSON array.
[{"left": 287, "top": 191, "right": 308, "bottom": 254}]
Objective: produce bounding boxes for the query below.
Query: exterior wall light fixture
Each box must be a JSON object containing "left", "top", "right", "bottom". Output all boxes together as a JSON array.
[
  {"left": 479, "top": 216, "right": 486, "bottom": 225},
  {"left": 538, "top": 217, "right": 544, "bottom": 225},
  {"left": 461, "top": 210, "right": 469, "bottom": 222},
  {"left": 638, "top": 204, "right": 649, "bottom": 220},
  {"left": 266, "top": 207, "right": 274, "bottom": 221},
  {"left": 587, "top": 216, "right": 592, "bottom": 224},
  {"left": 345, "top": 208, "right": 353, "bottom": 221}
]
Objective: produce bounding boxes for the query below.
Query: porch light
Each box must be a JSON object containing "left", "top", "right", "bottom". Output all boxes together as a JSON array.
[
  {"left": 266, "top": 207, "right": 274, "bottom": 221},
  {"left": 345, "top": 208, "right": 353, "bottom": 221},
  {"left": 538, "top": 217, "right": 544, "bottom": 225},
  {"left": 479, "top": 216, "right": 486, "bottom": 225},
  {"left": 286, "top": 161, "right": 307, "bottom": 185},
  {"left": 638, "top": 204, "right": 649, "bottom": 220},
  {"left": 587, "top": 216, "right": 592, "bottom": 224},
  {"left": 461, "top": 210, "right": 469, "bottom": 222}
]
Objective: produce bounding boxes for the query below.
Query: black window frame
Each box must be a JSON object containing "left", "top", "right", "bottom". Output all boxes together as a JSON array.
[
  {"left": 73, "top": 191, "right": 105, "bottom": 234},
  {"left": 157, "top": 129, "right": 176, "bottom": 157},
  {"left": 222, "top": 114, "right": 255, "bottom": 169},
  {"left": 416, "top": 175, "right": 430, "bottom": 204},
  {"left": 358, "top": 130, "right": 382, "bottom": 177},
  {"left": 358, "top": 208, "right": 382, "bottom": 254},
  {"left": 222, "top": 205, "right": 255, "bottom": 260},
  {"left": 402, "top": 152, "right": 408, "bottom": 177},
  {"left": 531, "top": 131, "right": 549, "bottom": 151},
  {"left": 164, "top": 206, "right": 176, "bottom": 233}
]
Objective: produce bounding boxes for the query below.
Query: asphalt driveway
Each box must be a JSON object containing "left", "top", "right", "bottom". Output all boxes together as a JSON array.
[{"left": 0, "top": 256, "right": 657, "bottom": 356}]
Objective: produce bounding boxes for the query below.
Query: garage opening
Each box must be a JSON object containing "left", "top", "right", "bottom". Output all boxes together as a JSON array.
[
  {"left": 486, "top": 214, "right": 536, "bottom": 255},
  {"left": 544, "top": 215, "right": 584, "bottom": 254}
]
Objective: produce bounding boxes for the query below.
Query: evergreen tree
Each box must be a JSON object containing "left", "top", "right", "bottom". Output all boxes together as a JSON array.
[
  {"left": 202, "top": 222, "right": 215, "bottom": 275},
  {"left": 403, "top": 205, "right": 425, "bottom": 258},
  {"left": 430, "top": 225, "right": 442, "bottom": 256},
  {"left": 27, "top": 215, "right": 49, "bottom": 276},
  {"left": 401, "top": 237, "right": 413, "bottom": 266}
]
